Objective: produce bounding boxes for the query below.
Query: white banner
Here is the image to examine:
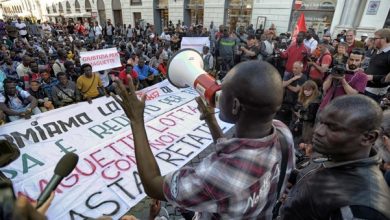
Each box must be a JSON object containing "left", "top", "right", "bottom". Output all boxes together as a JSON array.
[
  {"left": 180, "top": 37, "right": 210, "bottom": 53},
  {"left": 80, "top": 48, "right": 121, "bottom": 72},
  {"left": 0, "top": 80, "right": 233, "bottom": 220}
]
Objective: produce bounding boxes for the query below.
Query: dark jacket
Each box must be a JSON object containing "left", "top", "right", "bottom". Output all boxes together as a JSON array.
[{"left": 281, "top": 150, "right": 390, "bottom": 220}]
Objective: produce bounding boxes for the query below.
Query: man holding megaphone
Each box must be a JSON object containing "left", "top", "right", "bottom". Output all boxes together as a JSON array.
[{"left": 113, "top": 50, "right": 295, "bottom": 219}]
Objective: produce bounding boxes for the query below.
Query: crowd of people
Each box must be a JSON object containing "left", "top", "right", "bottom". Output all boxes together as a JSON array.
[{"left": 0, "top": 16, "right": 390, "bottom": 219}]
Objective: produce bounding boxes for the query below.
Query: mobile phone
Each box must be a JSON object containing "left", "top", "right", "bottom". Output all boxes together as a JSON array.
[{"left": 0, "top": 180, "right": 16, "bottom": 220}]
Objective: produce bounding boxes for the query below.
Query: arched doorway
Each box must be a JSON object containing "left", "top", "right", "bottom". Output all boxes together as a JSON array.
[
  {"left": 66, "top": 1, "right": 72, "bottom": 14},
  {"left": 112, "top": 0, "right": 123, "bottom": 26},
  {"left": 97, "top": 0, "right": 106, "bottom": 26},
  {"left": 75, "top": 0, "right": 81, "bottom": 13},
  {"left": 85, "top": 0, "right": 92, "bottom": 12}
]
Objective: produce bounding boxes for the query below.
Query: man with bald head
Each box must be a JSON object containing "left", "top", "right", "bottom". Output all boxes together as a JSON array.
[
  {"left": 114, "top": 60, "right": 295, "bottom": 219},
  {"left": 281, "top": 95, "right": 390, "bottom": 219}
]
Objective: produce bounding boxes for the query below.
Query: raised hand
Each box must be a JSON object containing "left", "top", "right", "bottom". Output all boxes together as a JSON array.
[{"left": 112, "top": 78, "right": 147, "bottom": 124}]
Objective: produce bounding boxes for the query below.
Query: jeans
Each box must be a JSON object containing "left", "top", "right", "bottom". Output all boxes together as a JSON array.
[{"left": 8, "top": 104, "right": 41, "bottom": 122}]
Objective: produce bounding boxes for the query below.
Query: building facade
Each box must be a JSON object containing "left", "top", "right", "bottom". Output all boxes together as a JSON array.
[
  {"left": 0, "top": 0, "right": 389, "bottom": 37},
  {"left": 0, "top": 0, "right": 43, "bottom": 21}
]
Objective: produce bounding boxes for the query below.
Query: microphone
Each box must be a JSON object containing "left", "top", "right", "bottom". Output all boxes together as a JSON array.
[{"left": 36, "top": 152, "right": 79, "bottom": 209}]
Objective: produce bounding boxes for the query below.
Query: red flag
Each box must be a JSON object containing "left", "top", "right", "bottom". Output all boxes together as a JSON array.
[{"left": 292, "top": 13, "right": 307, "bottom": 42}]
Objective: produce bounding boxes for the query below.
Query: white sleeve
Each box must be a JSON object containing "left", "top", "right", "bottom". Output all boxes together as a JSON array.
[
  {"left": 20, "top": 90, "right": 31, "bottom": 99},
  {"left": 0, "top": 93, "right": 5, "bottom": 103}
]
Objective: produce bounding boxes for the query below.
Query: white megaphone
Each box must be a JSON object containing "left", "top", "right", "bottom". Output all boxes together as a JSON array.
[{"left": 167, "top": 48, "right": 221, "bottom": 108}]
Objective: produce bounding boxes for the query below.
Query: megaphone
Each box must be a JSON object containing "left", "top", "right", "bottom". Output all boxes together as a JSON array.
[{"left": 167, "top": 48, "right": 221, "bottom": 108}]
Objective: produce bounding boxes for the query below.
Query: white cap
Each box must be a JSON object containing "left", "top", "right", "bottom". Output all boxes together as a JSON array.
[{"left": 362, "top": 33, "right": 368, "bottom": 37}]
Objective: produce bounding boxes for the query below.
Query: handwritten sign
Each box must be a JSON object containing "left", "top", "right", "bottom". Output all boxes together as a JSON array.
[{"left": 0, "top": 80, "right": 233, "bottom": 219}]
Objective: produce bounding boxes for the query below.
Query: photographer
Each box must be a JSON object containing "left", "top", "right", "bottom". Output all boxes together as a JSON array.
[
  {"left": 319, "top": 48, "right": 367, "bottom": 111},
  {"left": 308, "top": 43, "right": 332, "bottom": 86}
]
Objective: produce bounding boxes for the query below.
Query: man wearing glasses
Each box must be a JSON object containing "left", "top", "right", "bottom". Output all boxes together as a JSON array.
[{"left": 365, "top": 28, "right": 390, "bottom": 102}]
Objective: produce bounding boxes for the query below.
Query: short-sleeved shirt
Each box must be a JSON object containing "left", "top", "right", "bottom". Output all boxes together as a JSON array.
[
  {"left": 283, "top": 73, "right": 307, "bottom": 105},
  {"left": 15, "top": 22, "right": 27, "bottom": 36},
  {"left": 319, "top": 70, "right": 368, "bottom": 110},
  {"left": 0, "top": 90, "right": 30, "bottom": 111},
  {"left": 76, "top": 73, "right": 103, "bottom": 99},
  {"left": 309, "top": 52, "right": 332, "bottom": 81},
  {"left": 163, "top": 120, "right": 295, "bottom": 219}
]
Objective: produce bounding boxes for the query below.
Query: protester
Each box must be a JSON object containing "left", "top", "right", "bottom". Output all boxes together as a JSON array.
[
  {"left": 28, "top": 80, "right": 54, "bottom": 112},
  {"left": 0, "top": 79, "right": 40, "bottom": 121},
  {"left": 201, "top": 46, "right": 214, "bottom": 74},
  {"left": 303, "top": 30, "right": 318, "bottom": 54},
  {"left": 216, "top": 26, "right": 236, "bottom": 79},
  {"left": 279, "top": 32, "right": 309, "bottom": 76},
  {"left": 51, "top": 72, "right": 81, "bottom": 107},
  {"left": 76, "top": 63, "right": 105, "bottom": 103},
  {"left": 281, "top": 95, "right": 390, "bottom": 219},
  {"left": 134, "top": 57, "right": 159, "bottom": 88},
  {"left": 112, "top": 60, "right": 295, "bottom": 219}
]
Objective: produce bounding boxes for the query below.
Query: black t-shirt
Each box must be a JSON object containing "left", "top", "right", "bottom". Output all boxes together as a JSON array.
[
  {"left": 283, "top": 73, "right": 307, "bottom": 105},
  {"left": 241, "top": 45, "right": 260, "bottom": 61},
  {"left": 67, "top": 24, "right": 74, "bottom": 34}
]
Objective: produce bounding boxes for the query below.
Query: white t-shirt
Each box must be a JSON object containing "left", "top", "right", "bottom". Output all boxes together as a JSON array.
[
  {"left": 94, "top": 25, "right": 102, "bottom": 36},
  {"left": 160, "top": 32, "right": 171, "bottom": 41},
  {"left": 0, "top": 90, "right": 31, "bottom": 111},
  {"left": 16, "top": 64, "right": 31, "bottom": 78},
  {"left": 42, "top": 24, "right": 52, "bottom": 32},
  {"left": 304, "top": 38, "right": 318, "bottom": 54},
  {"left": 15, "top": 22, "right": 27, "bottom": 36}
]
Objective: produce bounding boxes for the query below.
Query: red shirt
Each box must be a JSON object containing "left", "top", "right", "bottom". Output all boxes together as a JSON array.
[
  {"left": 309, "top": 52, "right": 332, "bottom": 80},
  {"left": 280, "top": 43, "right": 309, "bottom": 73},
  {"left": 118, "top": 69, "right": 138, "bottom": 85},
  {"left": 158, "top": 63, "right": 167, "bottom": 76}
]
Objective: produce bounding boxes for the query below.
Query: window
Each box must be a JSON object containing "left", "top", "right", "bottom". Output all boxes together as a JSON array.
[{"left": 131, "top": 0, "right": 142, "bottom": 6}]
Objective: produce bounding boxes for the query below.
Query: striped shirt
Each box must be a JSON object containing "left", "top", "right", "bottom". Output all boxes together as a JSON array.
[{"left": 163, "top": 120, "right": 295, "bottom": 219}]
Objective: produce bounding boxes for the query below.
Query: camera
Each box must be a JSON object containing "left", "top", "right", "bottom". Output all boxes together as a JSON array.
[
  {"left": 302, "top": 51, "right": 315, "bottom": 62},
  {"left": 331, "top": 64, "right": 346, "bottom": 77}
]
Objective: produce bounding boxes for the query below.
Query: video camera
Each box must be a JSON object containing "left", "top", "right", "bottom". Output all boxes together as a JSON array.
[{"left": 330, "top": 64, "right": 346, "bottom": 77}]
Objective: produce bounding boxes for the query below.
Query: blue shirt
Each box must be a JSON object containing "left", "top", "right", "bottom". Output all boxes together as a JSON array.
[
  {"left": 41, "top": 77, "right": 58, "bottom": 100},
  {"left": 134, "top": 65, "right": 159, "bottom": 80}
]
